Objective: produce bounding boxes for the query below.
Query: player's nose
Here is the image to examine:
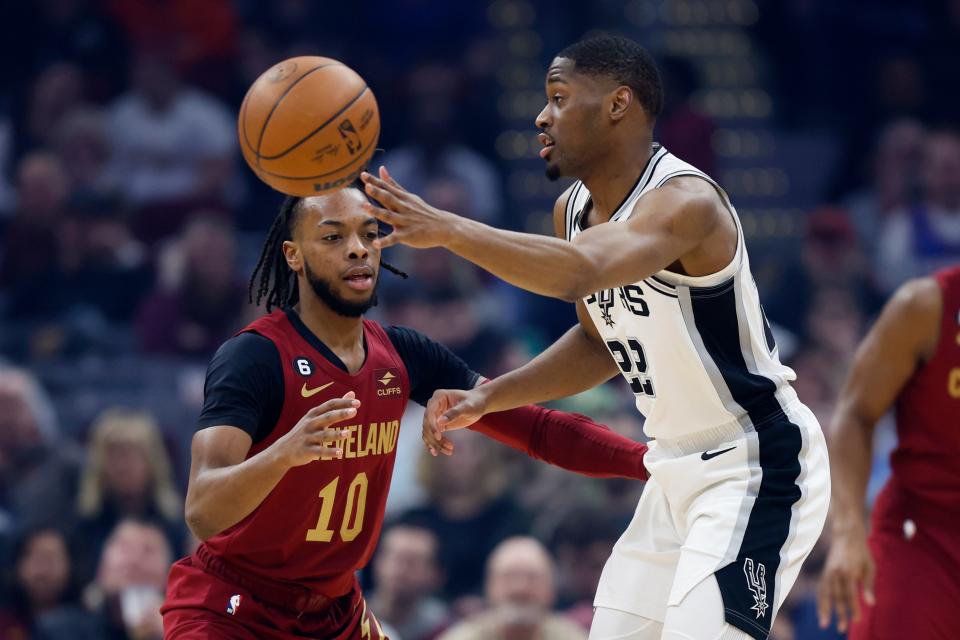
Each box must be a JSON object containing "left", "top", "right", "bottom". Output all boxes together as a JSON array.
[
  {"left": 535, "top": 104, "right": 551, "bottom": 130},
  {"left": 346, "top": 234, "right": 369, "bottom": 260}
]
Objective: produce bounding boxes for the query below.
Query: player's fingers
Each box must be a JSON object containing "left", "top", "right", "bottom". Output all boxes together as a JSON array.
[
  {"left": 363, "top": 183, "right": 404, "bottom": 211},
  {"left": 308, "top": 428, "right": 350, "bottom": 445},
  {"left": 815, "top": 570, "right": 835, "bottom": 629},
  {"left": 306, "top": 397, "right": 359, "bottom": 417},
  {"left": 833, "top": 574, "right": 851, "bottom": 632},
  {"left": 862, "top": 559, "right": 876, "bottom": 607},
  {"left": 307, "top": 406, "right": 358, "bottom": 429},
  {"left": 439, "top": 402, "right": 478, "bottom": 430},
  {"left": 373, "top": 231, "right": 404, "bottom": 250},
  {"left": 439, "top": 436, "right": 454, "bottom": 455},
  {"left": 308, "top": 444, "right": 344, "bottom": 459},
  {"left": 379, "top": 165, "right": 405, "bottom": 190}
]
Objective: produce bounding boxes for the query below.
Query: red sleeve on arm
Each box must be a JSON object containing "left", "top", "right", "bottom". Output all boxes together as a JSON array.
[{"left": 469, "top": 405, "right": 649, "bottom": 481}]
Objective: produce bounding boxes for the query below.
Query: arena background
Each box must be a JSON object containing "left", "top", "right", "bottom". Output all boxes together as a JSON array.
[{"left": 1, "top": 1, "right": 958, "bottom": 638}]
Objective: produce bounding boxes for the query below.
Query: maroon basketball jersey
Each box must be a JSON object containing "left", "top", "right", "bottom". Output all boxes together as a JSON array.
[
  {"left": 200, "top": 310, "right": 409, "bottom": 597},
  {"left": 892, "top": 266, "right": 960, "bottom": 508}
]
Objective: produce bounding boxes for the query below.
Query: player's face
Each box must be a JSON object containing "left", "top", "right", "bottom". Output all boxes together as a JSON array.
[
  {"left": 286, "top": 189, "right": 382, "bottom": 317},
  {"left": 535, "top": 57, "right": 608, "bottom": 181}
]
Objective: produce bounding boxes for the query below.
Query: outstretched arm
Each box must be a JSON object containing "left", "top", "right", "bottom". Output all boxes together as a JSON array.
[
  {"left": 362, "top": 167, "right": 719, "bottom": 301},
  {"left": 816, "top": 278, "right": 940, "bottom": 632}
]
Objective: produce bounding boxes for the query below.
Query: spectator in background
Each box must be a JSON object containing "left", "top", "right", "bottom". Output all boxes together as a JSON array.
[
  {"left": 877, "top": 130, "right": 960, "bottom": 291},
  {"left": 0, "top": 367, "right": 80, "bottom": 534},
  {"left": 0, "top": 151, "right": 71, "bottom": 295},
  {"left": 54, "top": 107, "right": 116, "bottom": 199},
  {"left": 74, "top": 409, "right": 183, "bottom": 585},
  {"left": 439, "top": 537, "right": 586, "bottom": 640},
  {"left": 382, "top": 62, "right": 503, "bottom": 226},
  {"left": 765, "top": 207, "right": 882, "bottom": 339},
  {"left": 10, "top": 193, "right": 152, "bottom": 328},
  {"left": 844, "top": 119, "right": 925, "bottom": 254},
  {"left": 655, "top": 55, "right": 716, "bottom": 177},
  {"left": 368, "top": 520, "right": 449, "bottom": 640},
  {"left": 0, "top": 527, "right": 98, "bottom": 639},
  {"left": 20, "top": 63, "right": 86, "bottom": 155},
  {"left": 136, "top": 213, "right": 245, "bottom": 357},
  {"left": 84, "top": 519, "right": 170, "bottom": 640},
  {"left": 401, "top": 431, "right": 529, "bottom": 603},
  {"left": 106, "top": 50, "right": 235, "bottom": 239},
  {"left": 549, "top": 508, "right": 623, "bottom": 631}
]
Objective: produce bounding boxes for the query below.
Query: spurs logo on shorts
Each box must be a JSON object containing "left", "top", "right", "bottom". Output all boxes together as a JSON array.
[{"left": 743, "top": 559, "right": 768, "bottom": 619}]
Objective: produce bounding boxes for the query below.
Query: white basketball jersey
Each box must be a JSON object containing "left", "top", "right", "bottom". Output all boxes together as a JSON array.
[{"left": 566, "top": 144, "right": 797, "bottom": 441}]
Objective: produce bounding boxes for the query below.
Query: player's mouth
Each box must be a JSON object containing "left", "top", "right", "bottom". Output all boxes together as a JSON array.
[
  {"left": 342, "top": 266, "right": 375, "bottom": 292},
  {"left": 538, "top": 132, "right": 556, "bottom": 159}
]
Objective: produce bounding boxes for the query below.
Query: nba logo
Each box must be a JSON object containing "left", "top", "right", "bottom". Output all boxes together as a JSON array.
[{"left": 226, "top": 594, "right": 241, "bottom": 615}]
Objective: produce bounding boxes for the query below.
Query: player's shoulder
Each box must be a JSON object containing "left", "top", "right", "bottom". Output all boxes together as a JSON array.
[
  {"left": 210, "top": 331, "right": 280, "bottom": 371},
  {"left": 891, "top": 277, "right": 941, "bottom": 316}
]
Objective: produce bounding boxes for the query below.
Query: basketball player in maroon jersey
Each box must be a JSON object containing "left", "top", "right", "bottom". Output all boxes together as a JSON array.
[
  {"left": 160, "top": 184, "right": 651, "bottom": 639},
  {"left": 816, "top": 267, "right": 960, "bottom": 639}
]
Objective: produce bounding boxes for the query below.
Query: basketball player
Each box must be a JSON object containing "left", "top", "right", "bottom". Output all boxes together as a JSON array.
[
  {"left": 816, "top": 268, "right": 960, "bottom": 639},
  {"left": 160, "top": 184, "right": 652, "bottom": 639},
  {"left": 361, "top": 35, "right": 830, "bottom": 640}
]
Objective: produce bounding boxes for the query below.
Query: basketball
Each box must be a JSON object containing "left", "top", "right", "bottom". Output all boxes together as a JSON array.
[{"left": 238, "top": 56, "right": 380, "bottom": 197}]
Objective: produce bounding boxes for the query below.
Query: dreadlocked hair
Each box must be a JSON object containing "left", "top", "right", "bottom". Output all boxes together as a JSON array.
[{"left": 249, "top": 187, "right": 408, "bottom": 312}]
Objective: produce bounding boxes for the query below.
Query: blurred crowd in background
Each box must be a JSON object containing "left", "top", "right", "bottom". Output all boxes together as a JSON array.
[{"left": 1, "top": 1, "right": 958, "bottom": 639}]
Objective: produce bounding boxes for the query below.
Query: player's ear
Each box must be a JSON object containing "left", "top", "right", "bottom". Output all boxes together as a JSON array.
[
  {"left": 282, "top": 240, "right": 302, "bottom": 273},
  {"left": 609, "top": 86, "right": 632, "bottom": 122}
]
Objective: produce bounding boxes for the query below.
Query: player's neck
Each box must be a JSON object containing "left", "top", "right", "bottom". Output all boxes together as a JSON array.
[
  {"left": 581, "top": 133, "right": 654, "bottom": 222},
  {"left": 295, "top": 293, "right": 364, "bottom": 353}
]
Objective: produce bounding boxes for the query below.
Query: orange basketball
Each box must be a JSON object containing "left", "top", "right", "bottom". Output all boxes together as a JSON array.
[{"left": 238, "top": 56, "right": 380, "bottom": 197}]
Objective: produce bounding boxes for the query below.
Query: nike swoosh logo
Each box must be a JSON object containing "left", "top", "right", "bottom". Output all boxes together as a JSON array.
[
  {"left": 301, "top": 381, "right": 334, "bottom": 398},
  {"left": 701, "top": 446, "right": 736, "bottom": 461}
]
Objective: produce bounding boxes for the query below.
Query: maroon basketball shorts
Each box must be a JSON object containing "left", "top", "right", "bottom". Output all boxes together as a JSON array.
[
  {"left": 162, "top": 548, "right": 388, "bottom": 639},
  {"left": 849, "top": 480, "right": 960, "bottom": 640}
]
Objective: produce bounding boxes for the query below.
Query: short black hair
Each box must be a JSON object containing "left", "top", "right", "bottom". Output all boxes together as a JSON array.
[{"left": 557, "top": 35, "right": 663, "bottom": 118}]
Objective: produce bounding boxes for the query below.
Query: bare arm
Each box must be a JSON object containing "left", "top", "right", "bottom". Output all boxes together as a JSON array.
[
  {"left": 185, "top": 395, "right": 359, "bottom": 540},
  {"left": 362, "top": 168, "right": 720, "bottom": 301},
  {"left": 817, "top": 277, "right": 940, "bottom": 631}
]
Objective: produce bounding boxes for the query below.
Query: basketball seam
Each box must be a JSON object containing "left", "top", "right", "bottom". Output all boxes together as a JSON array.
[
  {"left": 257, "top": 85, "right": 371, "bottom": 160},
  {"left": 251, "top": 128, "right": 379, "bottom": 180},
  {"left": 252, "top": 63, "right": 343, "bottom": 166}
]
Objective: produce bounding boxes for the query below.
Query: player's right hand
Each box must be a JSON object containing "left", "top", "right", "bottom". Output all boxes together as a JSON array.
[
  {"left": 274, "top": 392, "right": 360, "bottom": 468},
  {"left": 422, "top": 388, "right": 487, "bottom": 456},
  {"left": 816, "top": 529, "right": 876, "bottom": 633}
]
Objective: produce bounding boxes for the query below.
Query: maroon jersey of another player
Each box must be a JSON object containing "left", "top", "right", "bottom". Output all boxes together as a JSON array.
[
  {"left": 202, "top": 310, "right": 409, "bottom": 597},
  {"left": 890, "top": 265, "right": 960, "bottom": 508}
]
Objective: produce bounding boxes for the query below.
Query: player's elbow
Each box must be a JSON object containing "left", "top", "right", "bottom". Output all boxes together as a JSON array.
[
  {"left": 185, "top": 501, "right": 220, "bottom": 541},
  {"left": 561, "top": 263, "right": 602, "bottom": 301}
]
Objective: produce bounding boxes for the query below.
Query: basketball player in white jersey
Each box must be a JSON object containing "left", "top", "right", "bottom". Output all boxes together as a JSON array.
[{"left": 362, "top": 35, "right": 829, "bottom": 640}]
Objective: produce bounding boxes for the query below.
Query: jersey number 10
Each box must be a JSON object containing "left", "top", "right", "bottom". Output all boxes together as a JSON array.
[{"left": 305, "top": 472, "right": 368, "bottom": 543}]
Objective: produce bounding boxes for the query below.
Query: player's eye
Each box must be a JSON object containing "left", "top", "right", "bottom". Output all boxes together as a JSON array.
[
  {"left": 323, "top": 234, "right": 340, "bottom": 242},
  {"left": 552, "top": 94, "right": 564, "bottom": 105},
  {"left": 365, "top": 231, "right": 379, "bottom": 240}
]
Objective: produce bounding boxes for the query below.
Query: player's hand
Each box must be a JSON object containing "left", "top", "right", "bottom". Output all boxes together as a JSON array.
[
  {"left": 274, "top": 392, "right": 360, "bottom": 468},
  {"left": 360, "top": 166, "right": 459, "bottom": 249},
  {"left": 816, "top": 528, "right": 876, "bottom": 633},
  {"left": 422, "top": 388, "right": 489, "bottom": 456}
]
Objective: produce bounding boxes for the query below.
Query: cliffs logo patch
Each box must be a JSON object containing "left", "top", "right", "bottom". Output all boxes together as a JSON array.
[{"left": 375, "top": 368, "right": 402, "bottom": 398}]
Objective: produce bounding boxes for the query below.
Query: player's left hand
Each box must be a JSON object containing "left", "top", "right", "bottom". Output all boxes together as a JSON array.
[
  {"left": 361, "top": 166, "right": 459, "bottom": 249},
  {"left": 422, "top": 388, "right": 487, "bottom": 456}
]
